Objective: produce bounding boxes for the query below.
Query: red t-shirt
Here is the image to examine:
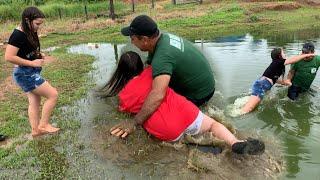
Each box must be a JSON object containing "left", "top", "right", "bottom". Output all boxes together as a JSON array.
[{"left": 118, "top": 67, "right": 199, "bottom": 141}]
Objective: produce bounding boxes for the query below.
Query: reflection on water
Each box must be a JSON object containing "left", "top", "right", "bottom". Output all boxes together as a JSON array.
[{"left": 67, "top": 32, "right": 320, "bottom": 179}]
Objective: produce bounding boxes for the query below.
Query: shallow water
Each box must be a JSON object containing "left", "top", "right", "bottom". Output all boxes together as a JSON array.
[{"left": 67, "top": 32, "right": 320, "bottom": 179}]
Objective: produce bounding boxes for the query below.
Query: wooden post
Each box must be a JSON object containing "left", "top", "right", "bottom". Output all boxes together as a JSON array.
[
  {"left": 58, "top": 8, "right": 62, "bottom": 20},
  {"left": 132, "top": 0, "right": 135, "bottom": 12},
  {"left": 151, "top": 0, "right": 155, "bottom": 9},
  {"left": 109, "top": 0, "right": 115, "bottom": 20},
  {"left": 113, "top": 44, "right": 118, "bottom": 62},
  {"left": 172, "top": 0, "right": 176, "bottom": 5},
  {"left": 84, "top": 5, "right": 88, "bottom": 20}
]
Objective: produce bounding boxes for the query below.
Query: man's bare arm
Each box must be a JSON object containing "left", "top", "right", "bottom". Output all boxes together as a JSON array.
[
  {"left": 134, "top": 74, "right": 171, "bottom": 124},
  {"left": 110, "top": 74, "right": 171, "bottom": 138}
]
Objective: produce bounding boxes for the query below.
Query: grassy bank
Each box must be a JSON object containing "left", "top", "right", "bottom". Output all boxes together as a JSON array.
[{"left": 0, "top": 47, "right": 95, "bottom": 178}]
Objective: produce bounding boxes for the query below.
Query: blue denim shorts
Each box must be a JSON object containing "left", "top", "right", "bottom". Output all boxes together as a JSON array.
[
  {"left": 251, "top": 78, "right": 273, "bottom": 99},
  {"left": 13, "top": 66, "right": 45, "bottom": 92}
]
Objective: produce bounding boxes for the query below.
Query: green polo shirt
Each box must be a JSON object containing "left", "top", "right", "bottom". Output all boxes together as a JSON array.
[
  {"left": 147, "top": 33, "right": 215, "bottom": 100},
  {"left": 291, "top": 55, "right": 320, "bottom": 91}
]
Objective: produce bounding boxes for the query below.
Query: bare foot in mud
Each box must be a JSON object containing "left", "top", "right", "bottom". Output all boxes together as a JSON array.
[{"left": 38, "top": 124, "right": 60, "bottom": 134}]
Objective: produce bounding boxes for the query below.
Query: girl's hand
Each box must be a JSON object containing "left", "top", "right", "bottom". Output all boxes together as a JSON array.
[
  {"left": 32, "top": 59, "right": 44, "bottom": 67},
  {"left": 110, "top": 120, "right": 136, "bottom": 138}
]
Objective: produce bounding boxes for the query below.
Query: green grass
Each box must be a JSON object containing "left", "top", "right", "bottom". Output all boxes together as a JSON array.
[{"left": 0, "top": 1, "right": 130, "bottom": 22}]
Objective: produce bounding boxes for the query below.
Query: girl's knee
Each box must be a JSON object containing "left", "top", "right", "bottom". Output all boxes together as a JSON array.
[{"left": 50, "top": 88, "right": 58, "bottom": 101}]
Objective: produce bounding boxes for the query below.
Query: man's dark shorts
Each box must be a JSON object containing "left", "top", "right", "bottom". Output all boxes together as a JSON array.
[
  {"left": 188, "top": 88, "right": 215, "bottom": 107},
  {"left": 287, "top": 85, "right": 303, "bottom": 100}
]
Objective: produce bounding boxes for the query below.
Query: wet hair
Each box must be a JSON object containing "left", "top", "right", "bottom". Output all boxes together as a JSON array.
[
  {"left": 271, "top": 48, "right": 285, "bottom": 78},
  {"left": 21, "top": 6, "right": 45, "bottom": 53},
  {"left": 102, "top": 51, "right": 144, "bottom": 97}
]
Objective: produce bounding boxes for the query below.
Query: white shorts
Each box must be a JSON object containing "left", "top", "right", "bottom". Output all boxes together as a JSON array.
[{"left": 172, "top": 111, "right": 204, "bottom": 142}]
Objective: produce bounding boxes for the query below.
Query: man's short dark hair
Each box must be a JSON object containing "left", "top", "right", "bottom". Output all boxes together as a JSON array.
[{"left": 302, "top": 42, "right": 315, "bottom": 53}]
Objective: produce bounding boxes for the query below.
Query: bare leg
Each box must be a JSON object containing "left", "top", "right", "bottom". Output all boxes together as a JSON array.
[
  {"left": 199, "top": 114, "right": 240, "bottom": 146},
  {"left": 31, "top": 81, "right": 60, "bottom": 133},
  {"left": 27, "top": 92, "right": 45, "bottom": 136},
  {"left": 198, "top": 114, "right": 265, "bottom": 155},
  {"left": 241, "top": 95, "right": 261, "bottom": 114}
]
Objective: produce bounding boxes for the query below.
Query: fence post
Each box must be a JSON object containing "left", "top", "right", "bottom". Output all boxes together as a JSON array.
[
  {"left": 113, "top": 44, "right": 118, "bottom": 62},
  {"left": 172, "top": 0, "right": 176, "bottom": 5},
  {"left": 151, "top": 0, "right": 155, "bottom": 9},
  {"left": 58, "top": 8, "right": 62, "bottom": 20},
  {"left": 132, "top": 0, "right": 135, "bottom": 12},
  {"left": 84, "top": 5, "right": 88, "bottom": 20},
  {"left": 109, "top": 0, "right": 115, "bottom": 20}
]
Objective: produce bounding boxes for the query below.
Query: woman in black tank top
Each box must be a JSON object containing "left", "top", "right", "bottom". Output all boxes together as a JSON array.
[
  {"left": 241, "top": 48, "right": 315, "bottom": 114},
  {"left": 5, "top": 7, "right": 60, "bottom": 137}
]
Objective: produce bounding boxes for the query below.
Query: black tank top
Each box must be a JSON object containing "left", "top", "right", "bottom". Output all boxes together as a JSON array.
[{"left": 262, "top": 58, "right": 286, "bottom": 84}]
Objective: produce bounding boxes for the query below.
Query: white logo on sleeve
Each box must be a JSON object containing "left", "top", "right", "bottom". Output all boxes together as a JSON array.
[
  {"left": 168, "top": 34, "right": 184, "bottom": 52},
  {"left": 311, "top": 68, "right": 317, "bottom": 74}
]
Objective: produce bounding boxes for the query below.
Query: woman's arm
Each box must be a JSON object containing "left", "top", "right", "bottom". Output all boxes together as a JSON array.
[
  {"left": 5, "top": 45, "right": 44, "bottom": 67},
  {"left": 284, "top": 53, "right": 315, "bottom": 65}
]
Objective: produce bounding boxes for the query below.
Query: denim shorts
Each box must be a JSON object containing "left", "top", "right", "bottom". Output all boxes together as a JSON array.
[
  {"left": 251, "top": 77, "right": 273, "bottom": 99},
  {"left": 13, "top": 66, "right": 45, "bottom": 92}
]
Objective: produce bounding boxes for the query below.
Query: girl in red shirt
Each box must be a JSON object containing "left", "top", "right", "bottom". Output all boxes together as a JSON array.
[{"left": 105, "top": 51, "right": 264, "bottom": 155}]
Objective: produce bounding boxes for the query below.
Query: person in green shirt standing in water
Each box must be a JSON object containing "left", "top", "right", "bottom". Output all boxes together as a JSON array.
[
  {"left": 111, "top": 15, "right": 215, "bottom": 138},
  {"left": 287, "top": 42, "right": 320, "bottom": 100}
]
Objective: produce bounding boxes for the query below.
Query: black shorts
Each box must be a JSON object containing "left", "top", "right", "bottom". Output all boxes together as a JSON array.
[
  {"left": 188, "top": 89, "right": 215, "bottom": 107},
  {"left": 287, "top": 85, "right": 303, "bottom": 100}
]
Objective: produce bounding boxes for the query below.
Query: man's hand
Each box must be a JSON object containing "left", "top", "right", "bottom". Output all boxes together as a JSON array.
[
  {"left": 283, "top": 79, "right": 292, "bottom": 86},
  {"left": 110, "top": 120, "right": 136, "bottom": 138}
]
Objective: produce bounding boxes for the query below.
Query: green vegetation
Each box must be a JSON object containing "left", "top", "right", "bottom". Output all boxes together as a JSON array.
[{"left": 0, "top": 1, "right": 129, "bottom": 21}]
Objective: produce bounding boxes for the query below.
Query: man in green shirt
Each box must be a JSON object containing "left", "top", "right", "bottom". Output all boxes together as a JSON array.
[
  {"left": 287, "top": 42, "right": 320, "bottom": 100},
  {"left": 110, "top": 15, "right": 215, "bottom": 138}
]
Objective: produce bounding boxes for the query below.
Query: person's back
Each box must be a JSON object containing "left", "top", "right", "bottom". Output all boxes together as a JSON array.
[
  {"left": 119, "top": 67, "right": 198, "bottom": 141},
  {"left": 148, "top": 33, "right": 215, "bottom": 104}
]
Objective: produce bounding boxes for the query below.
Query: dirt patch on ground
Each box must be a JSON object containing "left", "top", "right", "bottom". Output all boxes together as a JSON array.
[
  {"left": 297, "top": 0, "right": 320, "bottom": 6},
  {"left": 244, "top": 2, "right": 302, "bottom": 13}
]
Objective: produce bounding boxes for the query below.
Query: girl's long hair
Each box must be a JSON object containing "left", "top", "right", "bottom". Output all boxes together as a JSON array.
[
  {"left": 21, "top": 6, "right": 45, "bottom": 53},
  {"left": 271, "top": 48, "right": 285, "bottom": 79},
  {"left": 102, "top": 51, "right": 144, "bottom": 97}
]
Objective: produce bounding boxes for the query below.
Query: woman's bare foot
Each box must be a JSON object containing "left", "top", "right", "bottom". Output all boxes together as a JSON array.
[
  {"left": 38, "top": 124, "right": 60, "bottom": 133},
  {"left": 31, "top": 129, "right": 47, "bottom": 137}
]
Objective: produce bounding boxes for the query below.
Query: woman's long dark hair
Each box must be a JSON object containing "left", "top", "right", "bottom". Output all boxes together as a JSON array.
[
  {"left": 271, "top": 48, "right": 285, "bottom": 78},
  {"left": 102, "top": 51, "right": 144, "bottom": 97},
  {"left": 21, "top": 6, "right": 45, "bottom": 53}
]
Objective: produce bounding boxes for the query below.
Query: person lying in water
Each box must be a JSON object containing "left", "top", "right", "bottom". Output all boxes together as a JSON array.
[
  {"left": 105, "top": 51, "right": 265, "bottom": 155},
  {"left": 242, "top": 48, "right": 315, "bottom": 114}
]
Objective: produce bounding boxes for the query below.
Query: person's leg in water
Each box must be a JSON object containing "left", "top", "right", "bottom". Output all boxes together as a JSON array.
[
  {"left": 31, "top": 81, "right": 60, "bottom": 133},
  {"left": 287, "top": 85, "right": 302, "bottom": 100},
  {"left": 241, "top": 78, "right": 272, "bottom": 114},
  {"left": 241, "top": 95, "right": 261, "bottom": 114},
  {"left": 199, "top": 114, "right": 265, "bottom": 155}
]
